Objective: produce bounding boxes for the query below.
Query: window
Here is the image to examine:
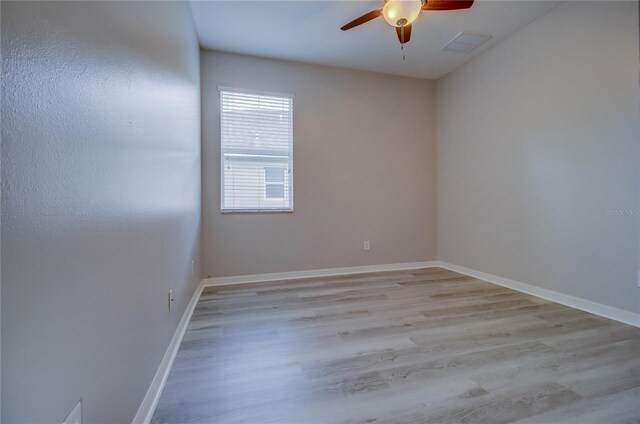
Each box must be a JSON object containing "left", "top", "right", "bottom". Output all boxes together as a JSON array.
[
  {"left": 264, "top": 167, "right": 286, "bottom": 200},
  {"left": 220, "top": 88, "right": 293, "bottom": 212}
]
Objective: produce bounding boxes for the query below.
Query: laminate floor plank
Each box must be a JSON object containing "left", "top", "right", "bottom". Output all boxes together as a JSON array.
[{"left": 151, "top": 267, "right": 640, "bottom": 424}]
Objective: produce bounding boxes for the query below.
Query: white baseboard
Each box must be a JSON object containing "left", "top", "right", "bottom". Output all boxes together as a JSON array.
[
  {"left": 132, "top": 280, "right": 205, "bottom": 424},
  {"left": 437, "top": 261, "right": 640, "bottom": 328},
  {"left": 203, "top": 261, "right": 440, "bottom": 287}
]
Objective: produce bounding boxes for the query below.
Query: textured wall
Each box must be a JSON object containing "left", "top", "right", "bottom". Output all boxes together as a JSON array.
[
  {"left": 436, "top": 1, "right": 640, "bottom": 313},
  {"left": 201, "top": 51, "right": 437, "bottom": 278},
  {"left": 1, "top": 2, "right": 200, "bottom": 422}
]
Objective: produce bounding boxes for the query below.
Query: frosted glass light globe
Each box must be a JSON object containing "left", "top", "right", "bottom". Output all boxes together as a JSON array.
[{"left": 382, "top": 0, "right": 422, "bottom": 27}]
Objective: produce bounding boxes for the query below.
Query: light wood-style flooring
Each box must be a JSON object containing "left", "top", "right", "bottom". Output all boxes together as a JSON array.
[{"left": 151, "top": 267, "right": 640, "bottom": 423}]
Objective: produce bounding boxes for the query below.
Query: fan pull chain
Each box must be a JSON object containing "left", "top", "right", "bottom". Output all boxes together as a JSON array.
[{"left": 401, "top": 26, "right": 405, "bottom": 61}]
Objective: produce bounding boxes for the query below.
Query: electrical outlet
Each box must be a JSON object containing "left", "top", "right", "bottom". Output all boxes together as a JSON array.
[
  {"left": 63, "top": 401, "right": 82, "bottom": 424},
  {"left": 363, "top": 240, "right": 370, "bottom": 251},
  {"left": 168, "top": 289, "right": 174, "bottom": 311}
]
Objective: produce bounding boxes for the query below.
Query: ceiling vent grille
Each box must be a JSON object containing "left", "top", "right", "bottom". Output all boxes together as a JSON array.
[{"left": 442, "top": 32, "right": 491, "bottom": 53}]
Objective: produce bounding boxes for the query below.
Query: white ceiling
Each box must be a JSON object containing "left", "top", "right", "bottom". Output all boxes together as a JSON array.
[{"left": 190, "top": 1, "right": 561, "bottom": 80}]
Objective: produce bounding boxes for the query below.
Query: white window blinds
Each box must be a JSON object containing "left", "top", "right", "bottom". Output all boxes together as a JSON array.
[{"left": 220, "top": 88, "right": 293, "bottom": 212}]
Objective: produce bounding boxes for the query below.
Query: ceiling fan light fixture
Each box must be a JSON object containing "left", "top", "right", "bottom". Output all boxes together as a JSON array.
[{"left": 382, "top": 0, "right": 422, "bottom": 27}]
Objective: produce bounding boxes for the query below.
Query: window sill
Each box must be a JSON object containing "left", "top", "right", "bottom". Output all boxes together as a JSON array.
[{"left": 221, "top": 209, "right": 294, "bottom": 214}]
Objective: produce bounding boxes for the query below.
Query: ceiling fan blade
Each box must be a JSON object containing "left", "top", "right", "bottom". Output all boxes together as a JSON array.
[
  {"left": 422, "top": 0, "right": 474, "bottom": 11},
  {"left": 396, "top": 24, "right": 412, "bottom": 44},
  {"left": 341, "top": 9, "right": 383, "bottom": 31}
]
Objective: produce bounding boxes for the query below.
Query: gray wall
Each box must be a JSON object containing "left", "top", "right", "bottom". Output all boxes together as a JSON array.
[
  {"left": 436, "top": 1, "right": 640, "bottom": 313},
  {"left": 1, "top": 2, "right": 201, "bottom": 422},
  {"left": 201, "top": 51, "right": 437, "bottom": 278}
]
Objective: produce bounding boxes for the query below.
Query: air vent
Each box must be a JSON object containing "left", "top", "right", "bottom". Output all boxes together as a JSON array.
[{"left": 442, "top": 32, "right": 491, "bottom": 53}]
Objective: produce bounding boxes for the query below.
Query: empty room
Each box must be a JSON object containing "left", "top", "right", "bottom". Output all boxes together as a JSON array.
[{"left": 1, "top": 0, "right": 639, "bottom": 423}]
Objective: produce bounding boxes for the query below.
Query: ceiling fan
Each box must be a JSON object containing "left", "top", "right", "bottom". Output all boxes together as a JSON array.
[{"left": 341, "top": 0, "right": 474, "bottom": 45}]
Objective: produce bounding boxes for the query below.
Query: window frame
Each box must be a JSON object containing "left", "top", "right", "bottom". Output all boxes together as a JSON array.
[{"left": 219, "top": 87, "right": 294, "bottom": 213}]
